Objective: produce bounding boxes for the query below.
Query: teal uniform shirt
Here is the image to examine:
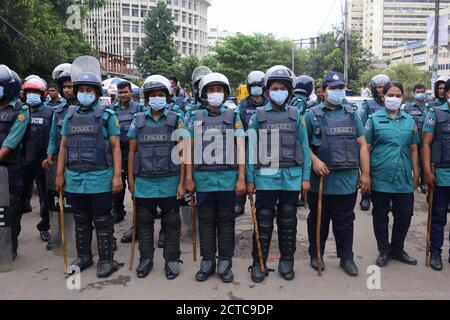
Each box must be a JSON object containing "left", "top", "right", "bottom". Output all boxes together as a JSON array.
[
  {"left": 188, "top": 105, "right": 245, "bottom": 193},
  {"left": 128, "top": 108, "right": 188, "bottom": 199},
  {"left": 290, "top": 93, "right": 308, "bottom": 114},
  {"left": 1, "top": 100, "right": 30, "bottom": 150},
  {"left": 365, "top": 108, "right": 420, "bottom": 193},
  {"left": 305, "top": 102, "right": 366, "bottom": 195},
  {"left": 423, "top": 102, "right": 450, "bottom": 187},
  {"left": 61, "top": 101, "right": 121, "bottom": 194},
  {"left": 246, "top": 102, "right": 311, "bottom": 191},
  {"left": 47, "top": 107, "right": 65, "bottom": 155}
]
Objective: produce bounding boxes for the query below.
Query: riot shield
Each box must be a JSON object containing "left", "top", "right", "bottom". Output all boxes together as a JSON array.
[{"left": 0, "top": 166, "right": 12, "bottom": 272}]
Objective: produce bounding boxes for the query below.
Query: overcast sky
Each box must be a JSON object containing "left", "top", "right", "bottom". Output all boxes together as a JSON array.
[{"left": 208, "top": 0, "right": 344, "bottom": 40}]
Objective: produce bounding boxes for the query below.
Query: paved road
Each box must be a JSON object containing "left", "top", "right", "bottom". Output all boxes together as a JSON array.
[{"left": 1, "top": 191, "right": 449, "bottom": 300}]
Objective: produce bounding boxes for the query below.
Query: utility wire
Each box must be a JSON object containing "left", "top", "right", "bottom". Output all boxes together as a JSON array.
[{"left": 317, "top": 0, "right": 338, "bottom": 35}]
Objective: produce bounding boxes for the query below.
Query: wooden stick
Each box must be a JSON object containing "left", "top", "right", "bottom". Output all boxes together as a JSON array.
[
  {"left": 190, "top": 193, "right": 197, "bottom": 262},
  {"left": 425, "top": 164, "right": 435, "bottom": 267},
  {"left": 316, "top": 176, "right": 324, "bottom": 277},
  {"left": 249, "top": 194, "right": 265, "bottom": 273},
  {"left": 129, "top": 198, "right": 137, "bottom": 271},
  {"left": 59, "top": 192, "right": 68, "bottom": 274}
]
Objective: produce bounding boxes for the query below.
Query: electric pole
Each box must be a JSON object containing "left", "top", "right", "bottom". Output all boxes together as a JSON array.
[
  {"left": 344, "top": 0, "right": 349, "bottom": 83},
  {"left": 432, "top": 0, "right": 440, "bottom": 82}
]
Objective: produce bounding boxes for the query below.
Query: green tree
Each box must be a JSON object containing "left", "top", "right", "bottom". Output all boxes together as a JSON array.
[
  {"left": 386, "top": 63, "right": 431, "bottom": 97},
  {"left": 0, "top": 0, "right": 104, "bottom": 81},
  {"left": 177, "top": 54, "right": 200, "bottom": 92},
  {"left": 134, "top": 1, "right": 180, "bottom": 77}
]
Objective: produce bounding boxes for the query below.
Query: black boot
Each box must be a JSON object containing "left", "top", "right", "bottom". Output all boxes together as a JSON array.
[
  {"left": 250, "top": 208, "right": 274, "bottom": 283},
  {"left": 430, "top": 254, "right": 443, "bottom": 271},
  {"left": 196, "top": 207, "right": 217, "bottom": 282},
  {"left": 9, "top": 194, "right": 22, "bottom": 258},
  {"left": 162, "top": 209, "right": 181, "bottom": 280},
  {"left": 234, "top": 194, "right": 246, "bottom": 217},
  {"left": 158, "top": 229, "right": 165, "bottom": 249},
  {"left": 121, "top": 227, "right": 137, "bottom": 243},
  {"left": 217, "top": 259, "right": 234, "bottom": 283},
  {"left": 94, "top": 215, "right": 119, "bottom": 278},
  {"left": 340, "top": 259, "right": 359, "bottom": 276},
  {"left": 196, "top": 259, "right": 216, "bottom": 281},
  {"left": 136, "top": 206, "right": 155, "bottom": 278},
  {"left": 277, "top": 205, "right": 297, "bottom": 281},
  {"left": 70, "top": 213, "right": 94, "bottom": 272},
  {"left": 310, "top": 256, "right": 325, "bottom": 271}
]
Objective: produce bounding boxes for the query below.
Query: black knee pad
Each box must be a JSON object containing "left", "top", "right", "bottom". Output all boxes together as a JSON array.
[
  {"left": 198, "top": 207, "right": 216, "bottom": 225},
  {"left": 162, "top": 210, "right": 181, "bottom": 229},
  {"left": 74, "top": 213, "right": 90, "bottom": 225},
  {"left": 277, "top": 205, "right": 298, "bottom": 228},
  {"left": 137, "top": 207, "right": 155, "bottom": 225},
  {"left": 217, "top": 207, "right": 234, "bottom": 223},
  {"left": 93, "top": 215, "right": 112, "bottom": 231}
]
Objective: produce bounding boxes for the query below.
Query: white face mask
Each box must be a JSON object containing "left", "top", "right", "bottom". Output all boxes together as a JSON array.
[
  {"left": 384, "top": 96, "right": 402, "bottom": 111},
  {"left": 207, "top": 92, "right": 224, "bottom": 107}
]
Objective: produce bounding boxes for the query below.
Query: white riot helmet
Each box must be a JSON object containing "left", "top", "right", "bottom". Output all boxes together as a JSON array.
[
  {"left": 264, "top": 65, "right": 296, "bottom": 91},
  {"left": 142, "top": 75, "right": 173, "bottom": 103},
  {"left": 192, "top": 66, "right": 212, "bottom": 89},
  {"left": 247, "top": 71, "right": 265, "bottom": 86},
  {"left": 199, "top": 73, "right": 231, "bottom": 99}
]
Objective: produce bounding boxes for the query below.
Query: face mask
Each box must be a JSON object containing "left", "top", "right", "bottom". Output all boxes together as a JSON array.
[
  {"left": 149, "top": 96, "right": 167, "bottom": 111},
  {"left": 0, "top": 86, "right": 4, "bottom": 99},
  {"left": 269, "top": 90, "right": 289, "bottom": 106},
  {"left": 207, "top": 92, "right": 224, "bottom": 107},
  {"left": 385, "top": 97, "right": 402, "bottom": 111},
  {"left": 26, "top": 93, "right": 42, "bottom": 106},
  {"left": 250, "top": 86, "right": 263, "bottom": 96},
  {"left": 327, "top": 89, "right": 346, "bottom": 105},
  {"left": 415, "top": 93, "right": 426, "bottom": 101},
  {"left": 77, "top": 92, "right": 96, "bottom": 107}
]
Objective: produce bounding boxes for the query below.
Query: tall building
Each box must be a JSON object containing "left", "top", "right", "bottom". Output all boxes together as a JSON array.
[
  {"left": 207, "top": 27, "right": 236, "bottom": 51},
  {"left": 84, "top": 0, "right": 211, "bottom": 73},
  {"left": 349, "top": 0, "right": 364, "bottom": 36},
  {"left": 362, "top": 0, "right": 450, "bottom": 61}
]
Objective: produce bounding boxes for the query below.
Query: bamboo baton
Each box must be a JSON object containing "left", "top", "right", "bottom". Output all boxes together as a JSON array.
[
  {"left": 316, "top": 176, "right": 324, "bottom": 276},
  {"left": 129, "top": 197, "right": 137, "bottom": 271},
  {"left": 425, "top": 164, "right": 435, "bottom": 267},
  {"left": 190, "top": 193, "right": 197, "bottom": 262},
  {"left": 249, "top": 194, "right": 265, "bottom": 273}
]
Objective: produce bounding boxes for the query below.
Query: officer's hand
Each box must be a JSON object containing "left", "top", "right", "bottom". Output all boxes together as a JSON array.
[
  {"left": 413, "top": 175, "right": 420, "bottom": 191},
  {"left": 177, "top": 183, "right": 186, "bottom": 200},
  {"left": 128, "top": 178, "right": 135, "bottom": 195},
  {"left": 313, "top": 159, "right": 330, "bottom": 177},
  {"left": 359, "top": 174, "right": 371, "bottom": 195},
  {"left": 112, "top": 176, "right": 123, "bottom": 194},
  {"left": 42, "top": 159, "right": 52, "bottom": 171},
  {"left": 424, "top": 171, "right": 436, "bottom": 190},
  {"left": 55, "top": 175, "right": 65, "bottom": 194},
  {"left": 186, "top": 177, "right": 196, "bottom": 194},
  {"left": 302, "top": 181, "right": 310, "bottom": 195},
  {"left": 235, "top": 179, "right": 246, "bottom": 196},
  {"left": 246, "top": 183, "right": 255, "bottom": 196}
]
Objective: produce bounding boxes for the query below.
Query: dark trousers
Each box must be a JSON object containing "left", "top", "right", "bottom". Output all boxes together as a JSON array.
[
  {"left": 4, "top": 163, "right": 23, "bottom": 253},
  {"left": 112, "top": 159, "right": 128, "bottom": 216},
  {"left": 22, "top": 164, "right": 49, "bottom": 231},
  {"left": 66, "top": 193, "right": 113, "bottom": 219},
  {"left": 430, "top": 187, "right": 450, "bottom": 256},
  {"left": 371, "top": 191, "right": 413, "bottom": 255},
  {"left": 135, "top": 197, "right": 180, "bottom": 261},
  {"left": 307, "top": 192, "right": 357, "bottom": 260},
  {"left": 255, "top": 190, "right": 299, "bottom": 210}
]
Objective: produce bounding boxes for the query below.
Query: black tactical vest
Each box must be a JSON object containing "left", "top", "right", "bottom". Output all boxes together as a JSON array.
[
  {"left": 257, "top": 106, "right": 304, "bottom": 168},
  {"left": 239, "top": 96, "right": 267, "bottom": 128},
  {"left": 194, "top": 109, "right": 237, "bottom": 172},
  {"left": 22, "top": 105, "right": 53, "bottom": 166},
  {"left": 134, "top": 111, "right": 180, "bottom": 178},
  {"left": 0, "top": 102, "right": 22, "bottom": 164},
  {"left": 403, "top": 103, "right": 425, "bottom": 133},
  {"left": 311, "top": 105, "right": 360, "bottom": 171},
  {"left": 66, "top": 105, "right": 112, "bottom": 172},
  {"left": 367, "top": 99, "right": 383, "bottom": 115},
  {"left": 114, "top": 101, "right": 139, "bottom": 156},
  {"left": 54, "top": 104, "right": 70, "bottom": 150},
  {"left": 431, "top": 107, "right": 450, "bottom": 167}
]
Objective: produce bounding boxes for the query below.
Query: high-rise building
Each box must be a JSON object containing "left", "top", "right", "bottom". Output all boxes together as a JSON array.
[
  {"left": 84, "top": 0, "right": 211, "bottom": 73},
  {"left": 207, "top": 27, "right": 236, "bottom": 51},
  {"left": 349, "top": 0, "right": 364, "bottom": 36},
  {"left": 361, "top": 0, "right": 450, "bottom": 61}
]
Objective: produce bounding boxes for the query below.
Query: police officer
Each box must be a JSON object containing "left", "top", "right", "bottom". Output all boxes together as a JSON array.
[
  {"left": 359, "top": 74, "right": 390, "bottom": 211},
  {"left": 55, "top": 56, "right": 123, "bottom": 278},
  {"left": 305, "top": 71, "right": 371, "bottom": 276},
  {"left": 186, "top": 72, "right": 246, "bottom": 283},
  {"left": 46, "top": 84, "right": 66, "bottom": 110},
  {"left": 291, "top": 75, "right": 314, "bottom": 115},
  {"left": 246, "top": 65, "right": 311, "bottom": 283},
  {"left": 169, "top": 76, "right": 189, "bottom": 112},
  {"left": 110, "top": 81, "right": 140, "bottom": 224},
  {"left": 310, "top": 85, "right": 325, "bottom": 108},
  {"left": 404, "top": 83, "right": 428, "bottom": 194},
  {"left": 429, "top": 76, "right": 449, "bottom": 107},
  {"left": 234, "top": 71, "right": 267, "bottom": 217},
  {"left": 422, "top": 78, "right": 450, "bottom": 271},
  {"left": 0, "top": 65, "right": 29, "bottom": 260},
  {"left": 365, "top": 82, "right": 419, "bottom": 268},
  {"left": 191, "top": 66, "right": 213, "bottom": 110},
  {"left": 127, "top": 75, "right": 186, "bottom": 279},
  {"left": 21, "top": 77, "right": 53, "bottom": 243}
]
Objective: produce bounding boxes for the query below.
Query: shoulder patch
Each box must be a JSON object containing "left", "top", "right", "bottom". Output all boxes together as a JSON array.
[
  {"left": 115, "top": 119, "right": 120, "bottom": 127},
  {"left": 17, "top": 113, "right": 26, "bottom": 122},
  {"left": 365, "top": 121, "right": 372, "bottom": 131},
  {"left": 235, "top": 119, "right": 243, "bottom": 129},
  {"left": 426, "top": 117, "right": 436, "bottom": 126},
  {"left": 301, "top": 117, "right": 306, "bottom": 126}
]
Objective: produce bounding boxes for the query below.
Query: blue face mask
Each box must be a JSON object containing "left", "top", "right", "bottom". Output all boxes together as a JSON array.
[
  {"left": 251, "top": 86, "right": 263, "bottom": 97},
  {"left": 149, "top": 97, "right": 167, "bottom": 111},
  {"left": 415, "top": 93, "right": 426, "bottom": 101},
  {"left": 269, "top": 90, "right": 289, "bottom": 106},
  {"left": 77, "top": 92, "right": 96, "bottom": 107},
  {"left": 26, "top": 93, "right": 42, "bottom": 107},
  {"left": 327, "top": 89, "right": 346, "bottom": 105},
  {"left": 0, "top": 86, "right": 4, "bottom": 100}
]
